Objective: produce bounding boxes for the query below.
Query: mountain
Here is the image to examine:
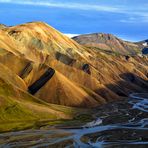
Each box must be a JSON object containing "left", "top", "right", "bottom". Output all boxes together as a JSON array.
[
  {"left": 2, "top": 22, "right": 104, "bottom": 107},
  {"left": 135, "top": 39, "right": 148, "bottom": 54},
  {"left": 72, "top": 33, "right": 141, "bottom": 55},
  {"left": 136, "top": 39, "right": 148, "bottom": 48},
  {"left": 0, "top": 22, "right": 148, "bottom": 131},
  {"left": 0, "top": 24, "right": 7, "bottom": 29}
]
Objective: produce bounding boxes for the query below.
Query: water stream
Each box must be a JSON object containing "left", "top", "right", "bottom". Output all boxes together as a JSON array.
[{"left": 0, "top": 93, "right": 148, "bottom": 148}]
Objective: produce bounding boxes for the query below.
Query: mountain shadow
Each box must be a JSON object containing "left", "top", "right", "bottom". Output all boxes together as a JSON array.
[
  {"left": 93, "top": 72, "right": 148, "bottom": 104},
  {"left": 28, "top": 68, "right": 55, "bottom": 95}
]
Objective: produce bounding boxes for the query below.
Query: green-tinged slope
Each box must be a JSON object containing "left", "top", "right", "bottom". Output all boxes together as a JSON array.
[
  {"left": 0, "top": 72, "right": 83, "bottom": 132},
  {"left": 0, "top": 22, "right": 147, "bottom": 132}
]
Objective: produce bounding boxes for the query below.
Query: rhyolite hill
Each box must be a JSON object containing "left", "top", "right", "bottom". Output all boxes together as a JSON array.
[
  {"left": 0, "top": 22, "right": 147, "bottom": 131},
  {"left": 72, "top": 33, "right": 146, "bottom": 55}
]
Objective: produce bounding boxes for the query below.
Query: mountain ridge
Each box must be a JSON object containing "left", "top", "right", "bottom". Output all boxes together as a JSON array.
[
  {"left": 72, "top": 33, "right": 142, "bottom": 55},
  {"left": 0, "top": 21, "right": 147, "bottom": 131}
]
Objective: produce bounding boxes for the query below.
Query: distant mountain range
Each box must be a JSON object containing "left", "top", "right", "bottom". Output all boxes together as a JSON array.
[
  {"left": 73, "top": 33, "right": 147, "bottom": 55},
  {"left": 136, "top": 39, "right": 148, "bottom": 53},
  {"left": 0, "top": 22, "right": 147, "bottom": 131}
]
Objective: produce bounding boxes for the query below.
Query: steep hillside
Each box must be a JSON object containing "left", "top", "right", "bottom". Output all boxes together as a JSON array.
[
  {"left": 3, "top": 22, "right": 91, "bottom": 63},
  {"left": 0, "top": 22, "right": 147, "bottom": 131},
  {"left": 1, "top": 22, "right": 148, "bottom": 106},
  {"left": 0, "top": 65, "right": 81, "bottom": 132},
  {"left": 73, "top": 33, "right": 141, "bottom": 55}
]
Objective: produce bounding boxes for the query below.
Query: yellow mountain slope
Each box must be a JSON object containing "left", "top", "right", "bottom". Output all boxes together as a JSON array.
[{"left": 0, "top": 21, "right": 147, "bottom": 109}]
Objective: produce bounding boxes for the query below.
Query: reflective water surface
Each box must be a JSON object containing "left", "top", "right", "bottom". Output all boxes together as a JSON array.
[{"left": 0, "top": 93, "right": 148, "bottom": 148}]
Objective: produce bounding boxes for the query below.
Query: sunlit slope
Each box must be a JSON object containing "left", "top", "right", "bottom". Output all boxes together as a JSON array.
[
  {"left": 0, "top": 21, "right": 147, "bottom": 110},
  {"left": 0, "top": 66, "right": 82, "bottom": 131},
  {"left": 0, "top": 22, "right": 114, "bottom": 107},
  {"left": 4, "top": 22, "right": 91, "bottom": 63},
  {"left": 0, "top": 64, "right": 79, "bottom": 120}
]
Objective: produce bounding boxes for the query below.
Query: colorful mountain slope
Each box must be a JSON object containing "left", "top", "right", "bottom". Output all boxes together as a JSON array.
[
  {"left": 0, "top": 22, "right": 147, "bottom": 131},
  {"left": 1, "top": 22, "right": 148, "bottom": 107}
]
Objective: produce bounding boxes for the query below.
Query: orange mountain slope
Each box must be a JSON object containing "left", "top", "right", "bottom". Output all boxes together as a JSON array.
[{"left": 0, "top": 22, "right": 147, "bottom": 110}]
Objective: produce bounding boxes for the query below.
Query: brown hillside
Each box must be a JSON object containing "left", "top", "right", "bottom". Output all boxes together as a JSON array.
[
  {"left": 0, "top": 22, "right": 147, "bottom": 110},
  {"left": 73, "top": 33, "right": 141, "bottom": 55}
]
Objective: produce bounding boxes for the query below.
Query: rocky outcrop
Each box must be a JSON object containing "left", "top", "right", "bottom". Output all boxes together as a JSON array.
[
  {"left": 19, "top": 62, "right": 33, "bottom": 79},
  {"left": 82, "top": 64, "right": 91, "bottom": 74},
  {"left": 55, "top": 52, "right": 76, "bottom": 66},
  {"left": 28, "top": 68, "right": 55, "bottom": 95}
]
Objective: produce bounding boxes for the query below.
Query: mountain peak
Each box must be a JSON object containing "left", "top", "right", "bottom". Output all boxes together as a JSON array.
[
  {"left": 73, "top": 33, "right": 140, "bottom": 55},
  {"left": 3, "top": 21, "right": 91, "bottom": 63}
]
